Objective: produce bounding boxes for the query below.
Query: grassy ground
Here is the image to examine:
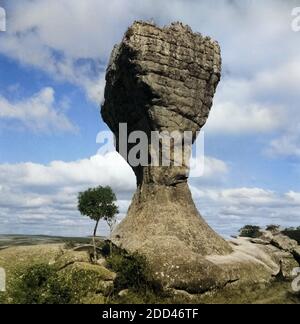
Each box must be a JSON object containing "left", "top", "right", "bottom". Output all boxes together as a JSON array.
[
  {"left": 0, "top": 236, "right": 299, "bottom": 304},
  {"left": 0, "top": 234, "right": 92, "bottom": 249}
]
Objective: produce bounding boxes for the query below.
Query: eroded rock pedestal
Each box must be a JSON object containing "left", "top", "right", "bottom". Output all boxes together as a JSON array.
[{"left": 101, "top": 22, "right": 300, "bottom": 293}]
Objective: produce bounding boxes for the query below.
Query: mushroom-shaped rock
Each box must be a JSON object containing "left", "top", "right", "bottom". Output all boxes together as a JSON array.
[{"left": 101, "top": 21, "right": 232, "bottom": 289}]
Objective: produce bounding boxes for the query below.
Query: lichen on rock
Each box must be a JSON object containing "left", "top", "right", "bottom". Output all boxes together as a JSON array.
[
  {"left": 101, "top": 21, "right": 300, "bottom": 293},
  {"left": 101, "top": 22, "right": 232, "bottom": 283}
]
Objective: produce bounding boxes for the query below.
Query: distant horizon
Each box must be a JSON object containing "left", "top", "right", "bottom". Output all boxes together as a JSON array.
[{"left": 0, "top": 233, "right": 106, "bottom": 239}]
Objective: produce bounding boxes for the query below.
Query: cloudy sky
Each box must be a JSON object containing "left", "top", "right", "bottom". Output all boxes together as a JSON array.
[{"left": 0, "top": 0, "right": 300, "bottom": 238}]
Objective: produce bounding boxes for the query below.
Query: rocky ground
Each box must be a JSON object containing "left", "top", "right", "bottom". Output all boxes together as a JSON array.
[{"left": 0, "top": 231, "right": 299, "bottom": 304}]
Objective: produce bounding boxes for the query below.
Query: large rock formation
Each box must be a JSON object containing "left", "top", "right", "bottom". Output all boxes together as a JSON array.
[
  {"left": 101, "top": 21, "right": 300, "bottom": 292},
  {"left": 102, "top": 20, "right": 230, "bottom": 253}
]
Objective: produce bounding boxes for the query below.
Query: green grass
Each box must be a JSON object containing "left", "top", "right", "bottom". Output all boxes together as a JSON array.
[{"left": 0, "top": 236, "right": 299, "bottom": 304}]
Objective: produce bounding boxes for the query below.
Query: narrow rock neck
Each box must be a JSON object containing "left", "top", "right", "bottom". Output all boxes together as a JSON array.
[{"left": 134, "top": 165, "right": 189, "bottom": 187}]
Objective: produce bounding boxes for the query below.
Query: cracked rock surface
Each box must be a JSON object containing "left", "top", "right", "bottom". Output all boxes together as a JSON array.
[
  {"left": 101, "top": 21, "right": 300, "bottom": 292},
  {"left": 101, "top": 22, "right": 231, "bottom": 266}
]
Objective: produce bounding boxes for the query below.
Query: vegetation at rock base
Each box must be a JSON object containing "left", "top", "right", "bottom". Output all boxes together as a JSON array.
[
  {"left": 239, "top": 225, "right": 262, "bottom": 238},
  {"left": 266, "top": 225, "right": 281, "bottom": 233},
  {"left": 238, "top": 225, "right": 300, "bottom": 244},
  {"left": 63, "top": 241, "right": 77, "bottom": 250},
  {"left": 107, "top": 252, "right": 158, "bottom": 293},
  {"left": 2, "top": 260, "right": 113, "bottom": 304},
  {"left": 282, "top": 228, "right": 300, "bottom": 245},
  {"left": 0, "top": 241, "right": 161, "bottom": 304},
  {"left": 9, "top": 264, "right": 72, "bottom": 304},
  {"left": 1, "top": 229, "right": 300, "bottom": 304},
  {"left": 99, "top": 240, "right": 162, "bottom": 299}
]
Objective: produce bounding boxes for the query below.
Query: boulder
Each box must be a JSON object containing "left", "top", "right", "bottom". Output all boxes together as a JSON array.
[
  {"left": 96, "top": 258, "right": 107, "bottom": 267},
  {"left": 292, "top": 246, "right": 300, "bottom": 263},
  {"left": 52, "top": 250, "right": 90, "bottom": 269},
  {"left": 271, "top": 234, "right": 298, "bottom": 252},
  {"left": 59, "top": 262, "right": 116, "bottom": 297},
  {"left": 250, "top": 238, "right": 271, "bottom": 245},
  {"left": 118, "top": 289, "right": 130, "bottom": 297}
]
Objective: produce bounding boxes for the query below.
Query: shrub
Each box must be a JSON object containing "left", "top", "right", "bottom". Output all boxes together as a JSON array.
[
  {"left": 282, "top": 228, "right": 300, "bottom": 245},
  {"left": 239, "top": 225, "right": 262, "bottom": 238},
  {"left": 106, "top": 251, "right": 159, "bottom": 293},
  {"left": 9, "top": 262, "right": 112, "bottom": 304},
  {"left": 266, "top": 225, "right": 280, "bottom": 233},
  {"left": 63, "top": 241, "right": 77, "bottom": 250},
  {"left": 100, "top": 240, "right": 115, "bottom": 258},
  {"left": 11, "top": 264, "right": 72, "bottom": 304}
]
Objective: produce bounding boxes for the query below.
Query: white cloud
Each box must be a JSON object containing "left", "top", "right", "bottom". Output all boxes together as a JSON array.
[
  {"left": 0, "top": 0, "right": 139, "bottom": 103},
  {"left": 1, "top": 0, "right": 300, "bottom": 235},
  {"left": 0, "top": 87, "right": 76, "bottom": 133},
  {"left": 286, "top": 191, "right": 300, "bottom": 205},
  {"left": 255, "top": 59, "right": 300, "bottom": 97},
  {"left": 191, "top": 187, "right": 277, "bottom": 206},
  {"left": 219, "top": 187, "right": 277, "bottom": 206},
  {"left": 1, "top": 150, "right": 298, "bottom": 238},
  {"left": 0, "top": 0, "right": 299, "bottom": 145},
  {"left": 189, "top": 156, "right": 229, "bottom": 181},
  {"left": 1, "top": 0, "right": 298, "bottom": 107},
  {"left": 203, "top": 156, "right": 228, "bottom": 178},
  {"left": 207, "top": 100, "right": 282, "bottom": 134},
  {"left": 190, "top": 186, "right": 300, "bottom": 237},
  {"left": 0, "top": 152, "right": 136, "bottom": 236},
  {"left": 267, "top": 131, "right": 300, "bottom": 158},
  {"left": 0, "top": 152, "right": 136, "bottom": 191},
  {"left": 0, "top": 152, "right": 230, "bottom": 236}
]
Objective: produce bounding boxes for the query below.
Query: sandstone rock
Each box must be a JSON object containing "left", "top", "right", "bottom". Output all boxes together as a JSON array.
[
  {"left": 167, "top": 288, "right": 194, "bottom": 301},
  {"left": 59, "top": 262, "right": 116, "bottom": 297},
  {"left": 96, "top": 258, "right": 107, "bottom": 267},
  {"left": 100, "top": 21, "right": 299, "bottom": 293},
  {"left": 62, "top": 262, "right": 116, "bottom": 281},
  {"left": 250, "top": 238, "right": 271, "bottom": 245},
  {"left": 118, "top": 289, "right": 129, "bottom": 297},
  {"left": 53, "top": 250, "right": 90, "bottom": 270},
  {"left": 273, "top": 253, "right": 299, "bottom": 280},
  {"left": 259, "top": 230, "right": 274, "bottom": 242},
  {"left": 73, "top": 244, "right": 102, "bottom": 254},
  {"left": 292, "top": 246, "right": 300, "bottom": 263},
  {"left": 271, "top": 234, "right": 298, "bottom": 252},
  {"left": 102, "top": 21, "right": 231, "bottom": 264}
]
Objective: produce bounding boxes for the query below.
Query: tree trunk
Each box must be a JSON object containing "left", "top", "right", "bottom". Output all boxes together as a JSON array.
[{"left": 92, "top": 219, "right": 100, "bottom": 262}]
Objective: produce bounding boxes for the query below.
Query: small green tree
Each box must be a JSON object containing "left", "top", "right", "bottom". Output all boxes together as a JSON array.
[
  {"left": 104, "top": 214, "right": 117, "bottom": 256},
  {"left": 239, "top": 225, "right": 262, "bottom": 238},
  {"left": 78, "top": 186, "right": 119, "bottom": 261},
  {"left": 266, "top": 224, "right": 280, "bottom": 233}
]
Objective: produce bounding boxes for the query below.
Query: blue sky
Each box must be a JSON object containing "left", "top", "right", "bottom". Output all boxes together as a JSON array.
[{"left": 0, "top": 0, "right": 300, "bottom": 237}]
